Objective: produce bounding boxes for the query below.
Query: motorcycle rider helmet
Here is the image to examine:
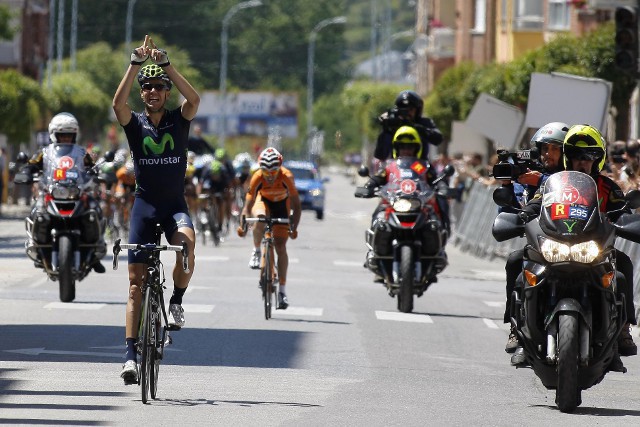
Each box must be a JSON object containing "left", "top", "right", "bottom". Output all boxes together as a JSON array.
[
  {"left": 392, "top": 126, "right": 422, "bottom": 159},
  {"left": 48, "top": 112, "right": 80, "bottom": 144},
  {"left": 563, "top": 124, "right": 607, "bottom": 174},
  {"left": 137, "top": 64, "right": 172, "bottom": 90},
  {"left": 531, "top": 122, "right": 569, "bottom": 151},
  {"left": 395, "top": 90, "right": 424, "bottom": 119}
]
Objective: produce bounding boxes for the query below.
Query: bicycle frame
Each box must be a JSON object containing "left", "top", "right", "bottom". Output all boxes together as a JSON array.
[
  {"left": 245, "top": 217, "right": 289, "bottom": 319},
  {"left": 112, "top": 225, "right": 189, "bottom": 403}
]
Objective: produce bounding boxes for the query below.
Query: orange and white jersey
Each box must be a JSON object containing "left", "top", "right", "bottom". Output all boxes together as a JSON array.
[{"left": 246, "top": 166, "right": 298, "bottom": 203}]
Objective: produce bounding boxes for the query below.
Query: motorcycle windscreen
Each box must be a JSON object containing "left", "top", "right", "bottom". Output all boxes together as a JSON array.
[
  {"left": 42, "top": 144, "right": 89, "bottom": 187},
  {"left": 382, "top": 158, "right": 432, "bottom": 196},
  {"left": 538, "top": 171, "right": 601, "bottom": 238}
]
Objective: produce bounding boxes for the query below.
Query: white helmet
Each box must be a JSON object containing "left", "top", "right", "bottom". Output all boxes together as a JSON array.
[{"left": 49, "top": 112, "right": 80, "bottom": 144}]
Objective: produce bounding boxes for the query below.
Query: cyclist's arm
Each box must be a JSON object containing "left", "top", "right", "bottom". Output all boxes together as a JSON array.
[
  {"left": 112, "top": 63, "right": 138, "bottom": 126},
  {"left": 289, "top": 192, "right": 302, "bottom": 231},
  {"left": 162, "top": 64, "right": 200, "bottom": 121}
]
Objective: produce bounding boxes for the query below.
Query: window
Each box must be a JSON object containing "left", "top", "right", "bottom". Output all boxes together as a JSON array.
[
  {"left": 513, "top": 0, "right": 543, "bottom": 30},
  {"left": 473, "top": 0, "right": 486, "bottom": 33},
  {"left": 548, "top": 0, "right": 570, "bottom": 30}
]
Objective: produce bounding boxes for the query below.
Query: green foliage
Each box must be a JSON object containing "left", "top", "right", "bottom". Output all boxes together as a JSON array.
[
  {"left": 0, "top": 70, "right": 47, "bottom": 144},
  {"left": 44, "top": 72, "right": 112, "bottom": 143},
  {"left": 0, "top": 4, "right": 14, "bottom": 40}
]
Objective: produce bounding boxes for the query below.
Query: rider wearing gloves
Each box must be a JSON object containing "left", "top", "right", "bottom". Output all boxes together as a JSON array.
[
  {"left": 516, "top": 125, "right": 637, "bottom": 362},
  {"left": 374, "top": 90, "right": 443, "bottom": 163},
  {"left": 113, "top": 34, "right": 200, "bottom": 385},
  {"left": 237, "top": 147, "right": 301, "bottom": 310},
  {"left": 500, "top": 122, "right": 567, "bottom": 356}
]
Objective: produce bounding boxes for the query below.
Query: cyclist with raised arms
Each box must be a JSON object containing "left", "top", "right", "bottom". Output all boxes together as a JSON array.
[
  {"left": 113, "top": 34, "right": 200, "bottom": 384},
  {"left": 237, "top": 147, "right": 301, "bottom": 309}
]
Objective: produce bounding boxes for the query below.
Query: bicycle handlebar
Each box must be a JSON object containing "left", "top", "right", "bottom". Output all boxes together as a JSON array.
[
  {"left": 245, "top": 217, "right": 290, "bottom": 225},
  {"left": 112, "top": 238, "right": 190, "bottom": 273}
]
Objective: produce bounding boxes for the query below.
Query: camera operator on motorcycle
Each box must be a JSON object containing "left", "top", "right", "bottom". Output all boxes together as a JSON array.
[
  {"left": 374, "top": 90, "right": 443, "bottom": 164},
  {"left": 516, "top": 124, "right": 637, "bottom": 361},
  {"left": 498, "top": 122, "right": 567, "bottom": 358},
  {"left": 22, "top": 112, "right": 107, "bottom": 273}
]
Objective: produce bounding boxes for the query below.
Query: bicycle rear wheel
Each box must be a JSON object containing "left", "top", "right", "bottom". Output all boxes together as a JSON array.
[
  {"left": 140, "top": 287, "right": 152, "bottom": 404},
  {"left": 149, "top": 292, "right": 161, "bottom": 399}
]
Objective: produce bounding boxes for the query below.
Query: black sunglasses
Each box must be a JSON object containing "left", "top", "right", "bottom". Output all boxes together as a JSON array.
[{"left": 141, "top": 83, "right": 168, "bottom": 91}]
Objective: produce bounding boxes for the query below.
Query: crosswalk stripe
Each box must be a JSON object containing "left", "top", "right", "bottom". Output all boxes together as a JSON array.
[
  {"left": 333, "top": 260, "right": 363, "bottom": 267},
  {"left": 484, "top": 301, "right": 505, "bottom": 307},
  {"left": 182, "top": 304, "right": 214, "bottom": 313},
  {"left": 483, "top": 318, "right": 500, "bottom": 329},
  {"left": 375, "top": 311, "right": 433, "bottom": 323}
]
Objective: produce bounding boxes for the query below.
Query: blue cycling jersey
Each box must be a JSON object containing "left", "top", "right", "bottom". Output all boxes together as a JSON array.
[{"left": 122, "top": 108, "right": 190, "bottom": 202}]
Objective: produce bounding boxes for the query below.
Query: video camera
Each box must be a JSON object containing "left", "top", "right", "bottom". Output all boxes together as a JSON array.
[
  {"left": 379, "top": 106, "right": 413, "bottom": 130},
  {"left": 492, "top": 148, "right": 542, "bottom": 181}
]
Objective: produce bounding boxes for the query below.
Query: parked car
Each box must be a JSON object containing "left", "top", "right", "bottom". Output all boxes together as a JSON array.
[{"left": 283, "top": 160, "right": 327, "bottom": 220}]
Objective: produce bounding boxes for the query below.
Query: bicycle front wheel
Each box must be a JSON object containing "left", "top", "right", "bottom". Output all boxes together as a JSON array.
[
  {"left": 149, "top": 292, "right": 161, "bottom": 399},
  {"left": 262, "top": 245, "right": 272, "bottom": 320},
  {"left": 140, "top": 287, "right": 152, "bottom": 404}
]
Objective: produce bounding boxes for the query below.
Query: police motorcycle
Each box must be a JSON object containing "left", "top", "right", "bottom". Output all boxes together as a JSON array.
[
  {"left": 492, "top": 170, "right": 640, "bottom": 413},
  {"left": 13, "top": 146, "right": 111, "bottom": 303},
  {"left": 355, "top": 159, "right": 454, "bottom": 313}
]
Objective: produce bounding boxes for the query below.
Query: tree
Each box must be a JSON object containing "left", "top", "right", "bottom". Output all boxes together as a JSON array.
[
  {"left": 0, "top": 4, "right": 14, "bottom": 40},
  {"left": 0, "top": 70, "right": 47, "bottom": 145}
]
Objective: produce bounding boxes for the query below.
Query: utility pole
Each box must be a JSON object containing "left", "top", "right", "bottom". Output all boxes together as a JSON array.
[
  {"left": 415, "top": 0, "right": 429, "bottom": 97},
  {"left": 56, "top": 0, "right": 64, "bottom": 74}
]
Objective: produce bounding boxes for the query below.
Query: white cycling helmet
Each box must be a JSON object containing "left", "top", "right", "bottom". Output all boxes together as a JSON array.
[
  {"left": 258, "top": 147, "right": 283, "bottom": 171},
  {"left": 49, "top": 112, "right": 80, "bottom": 144}
]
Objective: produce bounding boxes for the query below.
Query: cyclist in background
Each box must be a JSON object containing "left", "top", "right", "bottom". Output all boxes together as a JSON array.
[
  {"left": 112, "top": 34, "right": 200, "bottom": 384},
  {"left": 197, "top": 159, "right": 230, "bottom": 234},
  {"left": 237, "top": 147, "right": 301, "bottom": 309}
]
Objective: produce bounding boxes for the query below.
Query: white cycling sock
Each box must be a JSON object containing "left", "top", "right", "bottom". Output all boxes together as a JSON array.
[{"left": 279, "top": 285, "right": 286, "bottom": 295}]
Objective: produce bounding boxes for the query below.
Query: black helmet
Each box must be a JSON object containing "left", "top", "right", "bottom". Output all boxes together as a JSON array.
[{"left": 395, "top": 90, "right": 423, "bottom": 118}]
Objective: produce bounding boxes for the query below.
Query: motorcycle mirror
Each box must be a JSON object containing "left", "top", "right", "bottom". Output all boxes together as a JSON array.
[
  {"left": 357, "top": 165, "right": 370, "bottom": 177},
  {"left": 16, "top": 152, "right": 29, "bottom": 164},
  {"left": 442, "top": 164, "right": 455, "bottom": 177},
  {"left": 493, "top": 186, "right": 516, "bottom": 208},
  {"left": 625, "top": 189, "right": 640, "bottom": 210},
  {"left": 103, "top": 150, "right": 115, "bottom": 162}
]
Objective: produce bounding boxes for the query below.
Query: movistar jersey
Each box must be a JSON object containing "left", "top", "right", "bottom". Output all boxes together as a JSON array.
[{"left": 122, "top": 108, "right": 190, "bottom": 202}]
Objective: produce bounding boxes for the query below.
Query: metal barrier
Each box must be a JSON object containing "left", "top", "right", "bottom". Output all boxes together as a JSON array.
[{"left": 452, "top": 181, "right": 640, "bottom": 320}]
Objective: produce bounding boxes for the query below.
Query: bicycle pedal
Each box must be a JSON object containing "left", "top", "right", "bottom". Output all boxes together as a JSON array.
[{"left": 166, "top": 325, "right": 182, "bottom": 331}]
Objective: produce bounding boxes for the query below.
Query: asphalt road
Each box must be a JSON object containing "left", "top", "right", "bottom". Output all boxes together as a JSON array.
[{"left": 0, "top": 170, "right": 639, "bottom": 426}]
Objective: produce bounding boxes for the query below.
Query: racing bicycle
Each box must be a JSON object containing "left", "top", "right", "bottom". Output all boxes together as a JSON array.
[
  {"left": 245, "top": 216, "right": 290, "bottom": 320},
  {"left": 112, "top": 225, "right": 189, "bottom": 404}
]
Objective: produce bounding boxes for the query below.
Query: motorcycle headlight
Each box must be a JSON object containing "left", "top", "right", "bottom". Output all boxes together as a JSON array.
[
  {"left": 570, "top": 241, "right": 600, "bottom": 263},
  {"left": 51, "top": 185, "right": 70, "bottom": 199},
  {"left": 540, "top": 237, "right": 600, "bottom": 263},
  {"left": 393, "top": 199, "right": 413, "bottom": 213}
]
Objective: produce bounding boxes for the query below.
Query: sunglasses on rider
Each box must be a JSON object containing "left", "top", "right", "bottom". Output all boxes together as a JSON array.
[{"left": 141, "top": 83, "right": 169, "bottom": 91}]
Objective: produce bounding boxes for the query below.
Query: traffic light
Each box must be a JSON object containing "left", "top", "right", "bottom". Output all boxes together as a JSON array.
[{"left": 615, "top": 6, "right": 639, "bottom": 73}]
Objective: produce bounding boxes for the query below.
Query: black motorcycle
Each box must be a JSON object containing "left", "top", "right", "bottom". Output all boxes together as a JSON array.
[
  {"left": 14, "top": 146, "right": 109, "bottom": 302},
  {"left": 355, "top": 159, "right": 453, "bottom": 313},
  {"left": 493, "top": 170, "right": 640, "bottom": 412}
]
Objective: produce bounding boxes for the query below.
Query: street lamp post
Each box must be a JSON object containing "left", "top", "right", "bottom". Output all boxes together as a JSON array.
[
  {"left": 306, "top": 16, "right": 347, "bottom": 152},
  {"left": 220, "top": 0, "right": 262, "bottom": 147}
]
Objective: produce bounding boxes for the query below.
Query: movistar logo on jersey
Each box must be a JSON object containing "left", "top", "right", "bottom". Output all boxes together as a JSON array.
[
  {"left": 139, "top": 157, "right": 181, "bottom": 166},
  {"left": 142, "top": 134, "right": 174, "bottom": 155}
]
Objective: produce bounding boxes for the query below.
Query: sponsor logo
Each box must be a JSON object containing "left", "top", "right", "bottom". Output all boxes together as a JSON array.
[
  {"left": 563, "top": 220, "right": 578, "bottom": 233},
  {"left": 58, "top": 156, "right": 74, "bottom": 169},
  {"left": 142, "top": 134, "right": 175, "bottom": 156},
  {"left": 410, "top": 161, "right": 426, "bottom": 175},
  {"left": 550, "top": 203, "right": 569, "bottom": 220},
  {"left": 400, "top": 179, "right": 417, "bottom": 194},
  {"left": 138, "top": 156, "right": 181, "bottom": 166},
  {"left": 569, "top": 205, "right": 589, "bottom": 220}
]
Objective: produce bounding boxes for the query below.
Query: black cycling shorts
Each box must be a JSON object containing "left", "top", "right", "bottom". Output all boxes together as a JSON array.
[{"left": 128, "top": 196, "right": 194, "bottom": 264}]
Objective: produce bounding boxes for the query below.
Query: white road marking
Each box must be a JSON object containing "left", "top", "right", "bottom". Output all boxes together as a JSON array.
[
  {"left": 5, "top": 348, "right": 122, "bottom": 358},
  {"left": 276, "top": 307, "right": 323, "bottom": 316},
  {"left": 333, "top": 260, "right": 363, "bottom": 267},
  {"left": 196, "top": 255, "right": 230, "bottom": 261},
  {"left": 44, "top": 302, "right": 105, "bottom": 310},
  {"left": 28, "top": 277, "right": 48, "bottom": 288},
  {"left": 484, "top": 301, "right": 505, "bottom": 307},
  {"left": 182, "top": 304, "right": 214, "bottom": 313},
  {"left": 375, "top": 311, "right": 433, "bottom": 323},
  {"left": 483, "top": 318, "right": 500, "bottom": 329}
]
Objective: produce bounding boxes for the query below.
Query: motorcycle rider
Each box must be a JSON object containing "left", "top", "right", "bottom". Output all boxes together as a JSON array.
[
  {"left": 374, "top": 90, "right": 443, "bottom": 163},
  {"left": 500, "top": 122, "right": 567, "bottom": 356},
  {"left": 22, "top": 112, "right": 107, "bottom": 273},
  {"left": 516, "top": 124, "right": 637, "bottom": 362}
]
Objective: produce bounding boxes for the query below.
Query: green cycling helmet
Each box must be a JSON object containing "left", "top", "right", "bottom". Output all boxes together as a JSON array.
[
  {"left": 137, "top": 64, "right": 172, "bottom": 89},
  {"left": 209, "top": 159, "right": 223, "bottom": 174}
]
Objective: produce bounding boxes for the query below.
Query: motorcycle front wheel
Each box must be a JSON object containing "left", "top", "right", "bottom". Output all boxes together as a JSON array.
[
  {"left": 556, "top": 313, "right": 580, "bottom": 413},
  {"left": 397, "top": 245, "right": 414, "bottom": 313},
  {"left": 57, "top": 235, "right": 76, "bottom": 302}
]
